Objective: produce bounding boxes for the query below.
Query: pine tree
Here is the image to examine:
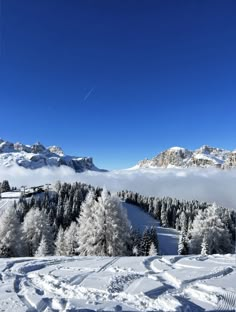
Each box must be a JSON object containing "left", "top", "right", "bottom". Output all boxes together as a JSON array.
[
  {"left": 23, "top": 208, "right": 54, "bottom": 256},
  {"left": 140, "top": 227, "right": 152, "bottom": 256},
  {"left": 35, "top": 235, "right": 50, "bottom": 257},
  {"left": 149, "top": 226, "right": 159, "bottom": 254},
  {"left": 178, "top": 230, "right": 189, "bottom": 255},
  {"left": 149, "top": 242, "right": 158, "bottom": 256},
  {"left": 77, "top": 191, "right": 97, "bottom": 256},
  {"left": 201, "top": 235, "right": 208, "bottom": 256},
  {"left": 78, "top": 190, "right": 130, "bottom": 256},
  {"left": 55, "top": 226, "right": 66, "bottom": 256},
  {"left": 64, "top": 222, "right": 79, "bottom": 255},
  {"left": 0, "top": 206, "right": 24, "bottom": 257},
  {"left": 190, "top": 204, "right": 232, "bottom": 254},
  {"left": 0, "top": 180, "right": 10, "bottom": 193},
  {"left": 130, "top": 228, "right": 142, "bottom": 256},
  {"left": 160, "top": 202, "right": 168, "bottom": 227}
]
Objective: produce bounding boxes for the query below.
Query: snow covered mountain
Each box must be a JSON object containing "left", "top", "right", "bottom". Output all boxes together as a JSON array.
[
  {"left": 135, "top": 145, "right": 236, "bottom": 169},
  {"left": 0, "top": 139, "right": 106, "bottom": 172}
]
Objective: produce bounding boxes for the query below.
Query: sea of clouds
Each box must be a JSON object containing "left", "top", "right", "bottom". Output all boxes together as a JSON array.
[{"left": 0, "top": 165, "right": 235, "bottom": 210}]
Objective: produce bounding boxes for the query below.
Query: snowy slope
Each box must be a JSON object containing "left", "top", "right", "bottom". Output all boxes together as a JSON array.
[
  {"left": 0, "top": 199, "right": 16, "bottom": 216},
  {"left": 123, "top": 203, "right": 179, "bottom": 255},
  {"left": 0, "top": 139, "right": 106, "bottom": 172},
  {"left": 0, "top": 255, "right": 235, "bottom": 311},
  {"left": 135, "top": 145, "right": 236, "bottom": 169}
]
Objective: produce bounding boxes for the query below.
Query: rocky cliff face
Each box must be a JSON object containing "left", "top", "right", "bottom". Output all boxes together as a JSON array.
[
  {"left": 0, "top": 139, "right": 106, "bottom": 172},
  {"left": 136, "top": 145, "right": 235, "bottom": 169}
]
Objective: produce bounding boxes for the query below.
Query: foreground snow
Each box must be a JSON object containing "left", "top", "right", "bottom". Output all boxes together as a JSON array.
[{"left": 0, "top": 255, "right": 235, "bottom": 311}]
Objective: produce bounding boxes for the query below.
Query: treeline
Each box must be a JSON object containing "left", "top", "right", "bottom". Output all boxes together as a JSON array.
[
  {"left": 118, "top": 190, "right": 235, "bottom": 255},
  {"left": 16, "top": 181, "right": 98, "bottom": 229},
  {"left": 0, "top": 182, "right": 159, "bottom": 258}
]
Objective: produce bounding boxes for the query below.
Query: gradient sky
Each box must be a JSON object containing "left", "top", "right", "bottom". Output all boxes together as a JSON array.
[{"left": 1, "top": 1, "right": 236, "bottom": 169}]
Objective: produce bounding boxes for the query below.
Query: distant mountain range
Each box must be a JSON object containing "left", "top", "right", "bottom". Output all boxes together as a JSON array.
[
  {"left": 1, "top": 139, "right": 235, "bottom": 172},
  {"left": 0, "top": 139, "right": 106, "bottom": 172},
  {"left": 133, "top": 145, "right": 236, "bottom": 169}
]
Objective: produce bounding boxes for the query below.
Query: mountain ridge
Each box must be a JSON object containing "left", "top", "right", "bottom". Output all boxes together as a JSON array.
[
  {"left": 134, "top": 145, "right": 236, "bottom": 169},
  {"left": 0, "top": 139, "right": 106, "bottom": 172}
]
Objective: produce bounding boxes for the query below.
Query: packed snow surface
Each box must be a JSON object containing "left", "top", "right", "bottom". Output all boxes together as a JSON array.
[{"left": 0, "top": 254, "right": 235, "bottom": 311}]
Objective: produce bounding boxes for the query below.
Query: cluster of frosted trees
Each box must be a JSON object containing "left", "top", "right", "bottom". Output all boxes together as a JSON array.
[
  {"left": 0, "top": 182, "right": 161, "bottom": 258},
  {"left": 119, "top": 190, "right": 235, "bottom": 255},
  {"left": 16, "top": 182, "right": 96, "bottom": 229},
  {"left": 130, "top": 227, "right": 159, "bottom": 256},
  {"left": 0, "top": 187, "right": 143, "bottom": 257}
]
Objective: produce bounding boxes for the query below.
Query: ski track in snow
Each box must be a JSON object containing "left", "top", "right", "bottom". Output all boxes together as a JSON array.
[
  {"left": 0, "top": 203, "right": 235, "bottom": 311},
  {"left": 0, "top": 255, "right": 235, "bottom": 312}
]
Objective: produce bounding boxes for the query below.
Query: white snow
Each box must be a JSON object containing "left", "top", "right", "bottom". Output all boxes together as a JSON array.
[
  {"left": 169, "top": 147, "right": 186, "bottom": 152},
  {"left": 0, "top": 254, "right": 235, "bottom": 311},
  {"left": 1, "top": 191, "right": 21, "bottom": 198},
  {"left": 123, "top": 203, "right": 179, "bottom": 255}
]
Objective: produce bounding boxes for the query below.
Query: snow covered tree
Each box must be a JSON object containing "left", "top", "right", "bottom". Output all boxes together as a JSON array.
[
  {"left": 149, "top": 226, "right": 159, "bottom": 254},
  {"left": 23, "top": 208, "right": 54, "bottom": 256},
  {"left": 178, "top": 230, "right": 189, "bottom": 255},
  {"left": 140, "top": 226, "right": 159, "bottom": 256},
  {"left": 149, "top": 242, "right": 158, "bottom": 256},
  {"left": 160, "top": 202, "right": 168, "bottom": 227},
  {"left": 63, "top": 222, "right": 80, "bottom": 255},
  {"left": 35, "top": 235, "right": 50, "bottom": 257},
  {"left": 140, "top": 227, "right": 152, "bottom": 256},
  {"left": 189, "top": 203, "right": 232, "bottom": 254},
  {"left": 55, "top": 226, "right": 66, "bottom": 256},
  {"left": 78, "top": 190, "right": 131, "bottom": 256},
  {"left": 77, "top": 191, "right": 97, "bottom": 256},
  {"left": 0, "top": 180, "right": 10, "bottom": 193},
  {"left": 130, "top": 228, "right": 142, "bottom": 256},
  {"left": 201, "top": 235, "right": 208, "bottom": 256},
  {"left": 0, "top": 206, "right": 24, "bottom": 257}
]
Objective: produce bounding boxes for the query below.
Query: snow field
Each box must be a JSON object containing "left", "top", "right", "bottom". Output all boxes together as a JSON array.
[{"left": 0, "top": 255, "right": 235, "bottom": 311}]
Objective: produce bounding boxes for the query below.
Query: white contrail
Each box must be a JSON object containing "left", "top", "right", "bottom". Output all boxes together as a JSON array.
[{"left": 83, "top": 87, "right": 95, "bottom": 101}]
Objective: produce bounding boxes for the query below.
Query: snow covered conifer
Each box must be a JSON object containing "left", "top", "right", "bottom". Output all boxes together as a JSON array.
[
  {"left": 201, "top": 235, "right": 208, "bottom": 256},
  {"left": 78, "top": 189, "right": 130, "bottom": 256},
  {"left": 97, "top": 189, "right": 131, "bottom": 256},
  {"left": 55, "top": 226, "right": 66, "bottom": 256},
  {"left": 190, "top": 203, "right": 232, "bottom": 254},
  {"left": 149, "top": 226, "right": 159, "bottom": 254},
  {"left": 0, "top": 180, "right": 11, "bottom": 193},
  {"left": 35, "top": 235, "right": 50, "bottom": 257},
  {"left": 178, "top": 230, "right": 189, "bottom": 255},
  {"left": 0, "top": 206, "right": 24, "bottom": 257},
  {"left": 23, "top": 208, "right": 54, "bottom": 256},
  {"left": 64, "top": 222, "right": 79, "bottom": 255},
  {"left": 149, "top": 242, "right": 158, "bottom": 256},
  {"left": 160, "top": 202, "right": 168, "bottom": 227},
  {"left": 77, "top": 191, "right": 98, "bottom": 256},
  {"left": 140, "top": 227, "right": 152, "bottom": 256}
]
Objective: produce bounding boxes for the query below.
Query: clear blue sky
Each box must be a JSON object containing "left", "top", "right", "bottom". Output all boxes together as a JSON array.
[{"left": 1, "top": 1, "right": 236, "bottom": 169}]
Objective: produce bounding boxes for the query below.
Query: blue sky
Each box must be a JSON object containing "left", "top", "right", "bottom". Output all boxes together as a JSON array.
[{"left": 0, "top": 1, "right": 236, "bottom": 169}]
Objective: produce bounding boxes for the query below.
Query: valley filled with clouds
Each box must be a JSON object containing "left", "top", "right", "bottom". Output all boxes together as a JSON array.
[{"left": 1, "top": 165, "right": 235, "bottom": 210}]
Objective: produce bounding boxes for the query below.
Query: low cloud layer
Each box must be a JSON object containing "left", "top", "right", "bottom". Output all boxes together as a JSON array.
[{"left": 0, "top": 165, "right": 236, "bottom": 210}]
